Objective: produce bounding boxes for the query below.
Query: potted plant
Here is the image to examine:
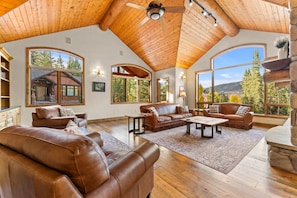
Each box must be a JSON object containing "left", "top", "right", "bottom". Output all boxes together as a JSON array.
[{"left": 274, "top": 36, "right": 289, "bottom": 59}]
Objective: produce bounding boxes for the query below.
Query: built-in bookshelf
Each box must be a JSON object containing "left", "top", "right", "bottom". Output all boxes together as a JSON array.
[{"left": 0, "top": 47, "right": 12, "bottom": 110}]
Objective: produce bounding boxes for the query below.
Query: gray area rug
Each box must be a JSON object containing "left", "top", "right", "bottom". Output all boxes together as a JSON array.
[
  {"left": 99, "top": 131, "right": 132, "bottom": 151},
  {"left": 140, "top": 125, "right": 265, "bottom": 174}
]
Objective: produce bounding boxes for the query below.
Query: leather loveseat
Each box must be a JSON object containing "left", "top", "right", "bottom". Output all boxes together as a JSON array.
[
  {"left": 203, "top": 102, "right": 254, "bottom": 130},
  {"left": 140, "top": 103, "right": 193, "bottom": 132},
  {"left": 32, "top": 105, "right": 87, "bottom": 129},
  {"left": 0, "top": 125, "right": 160, "bottom": 198}
]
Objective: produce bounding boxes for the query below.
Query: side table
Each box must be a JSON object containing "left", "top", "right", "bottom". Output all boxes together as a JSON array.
[{"left": 126, "top": 114, "right": 147, "bottom": 134}]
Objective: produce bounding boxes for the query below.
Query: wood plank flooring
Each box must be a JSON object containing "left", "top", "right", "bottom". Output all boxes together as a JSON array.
[{"left": 87, "top": 119, "right": 297, "bottom": 198}]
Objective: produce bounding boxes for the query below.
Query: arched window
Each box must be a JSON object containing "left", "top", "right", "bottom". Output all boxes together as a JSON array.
[
  {"left": 111, "top": 64, "right": 151, "bottom": 103},
  {"left": 26, "top": 47, "right": 85, "bottom": 106},
  {"left": 196, "top": 44, "right": 290, "bottom": 116}
]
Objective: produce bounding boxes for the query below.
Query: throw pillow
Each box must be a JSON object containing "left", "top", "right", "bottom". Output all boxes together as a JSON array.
[
  {"left": 147, "top": 107, "right": 159, "bottom": 117},
  {"left": 235, "top": 106, "right": 250, "bottom": 116},
  {"left": 176, "top": 106, "right": 189, "bottom": 114},
  {"left": 209, "top": 105, "right": 219, "bottom": 113},
  {"left": 64, "top": 120, "right": 83, "bottom": 135},
  {"left": 60, "top": 107, "right": 75, "bottom": 117}
]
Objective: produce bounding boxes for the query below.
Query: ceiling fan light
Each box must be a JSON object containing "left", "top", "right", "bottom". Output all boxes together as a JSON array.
[{"left": 147, "top": 7, "right": 165, "bottom": 20}]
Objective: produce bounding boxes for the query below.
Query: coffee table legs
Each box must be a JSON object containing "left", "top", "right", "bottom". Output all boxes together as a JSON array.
[
  {"left": 186, "top": 122, "right": 191, "bottom": 134},
  {"left": 201, "top": 125, "right": 222, "bottom": 138},
  {"left": 185, "top": 123, "right": 223, "bottom": 138}
]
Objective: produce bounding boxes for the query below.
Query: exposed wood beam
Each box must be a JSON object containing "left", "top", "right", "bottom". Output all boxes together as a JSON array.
[
  {"left": 197, "top": 0, "right": 239, "bottom": 37},
  {"left": 261, "top": 0, "right": 288, "bottom": 7},
  {"left": 99, "top": 0, "right": 129, "bottom": 31}
]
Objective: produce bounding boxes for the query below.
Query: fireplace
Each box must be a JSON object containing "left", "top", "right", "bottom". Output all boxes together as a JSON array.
[{"left": 266, "top": 0, "right": 297, "bottom": 174}]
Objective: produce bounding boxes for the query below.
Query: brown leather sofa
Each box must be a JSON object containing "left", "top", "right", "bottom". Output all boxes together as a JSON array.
[
  {"left": 140, "top": 103, "right": 193, "bottom": 132},
  {"left": 0, "top": 125, "right": 160, "bottom": 198},
  {"left": 32, "top": 105, "right": 87, "bottom": 129},
  {"left": 203, "top": 102, "right": 254, "bottom": 130}
]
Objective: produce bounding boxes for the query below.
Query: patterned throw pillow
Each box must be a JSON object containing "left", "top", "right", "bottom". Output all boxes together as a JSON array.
[
  {"left": 235, "top": 106, "right": 250, "bottom": 116},
  {"left": 147, "top": 107, "right": 159, "bottom": 117},
  {"left": 64, "top": 120, "right": 83, "bottom": 135},
  {"left": 60, "top": 107, "right": 75, "bottom": 117},
  {"left": 209, "top": 105, "right": 219, "bottom": 113}
]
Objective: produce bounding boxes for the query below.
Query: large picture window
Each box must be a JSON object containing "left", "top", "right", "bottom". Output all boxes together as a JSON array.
[
  {"left": 111, "top": 64, "right": 151, "bottom": 103},
  {"left": 196, "top": 45, "right": 290, "bottom": 116},
  {"left": 26, "top": 47, "right": 84, "bottom": 106}
]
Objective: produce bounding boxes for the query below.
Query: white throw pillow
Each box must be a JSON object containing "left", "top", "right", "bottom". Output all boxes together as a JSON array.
[
  {"left": 64, "top": 120, "right": 83, "bottom": 135},
  {"left": 235, "top": 106, "right": 250, "bottom": 116},
  {"left": 60, "top": 107, "right": 75, "bottom": 117},
  {"left": 147, "top": 107, "right": 159, "bottom": 117},
  {"left": 209, "top": 105, "right": 219, "bottom": 113}
]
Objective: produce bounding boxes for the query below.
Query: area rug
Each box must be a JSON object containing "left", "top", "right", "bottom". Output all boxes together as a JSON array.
[
  {"left": 99, "top": 131, "right": 132, "bottom": 151},
  {"left": 140, "top": 125, "right": 265, "bottom": 174}
]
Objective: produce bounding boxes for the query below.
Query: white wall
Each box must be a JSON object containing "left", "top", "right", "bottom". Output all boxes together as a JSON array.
[
  {"left": 186, "top": 29, "right": 289, "bottom": 109},
  {"left": 1, "top": 25, "right": 153, "bottom": 126}
]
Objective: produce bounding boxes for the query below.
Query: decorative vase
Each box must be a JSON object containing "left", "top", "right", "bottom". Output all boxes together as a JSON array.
[{"left": 278, "top": 47, "right": 288, "bottom": 59}]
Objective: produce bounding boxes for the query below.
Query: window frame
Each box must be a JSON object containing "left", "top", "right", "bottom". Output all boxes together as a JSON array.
[
  {"left": 195, "top": 44, "right": 290, "bottom": 117},
  {"left": 111, "top": 64, "right": 152, "bottom": 104},
  {"left": 26, "top": 47, "right": 85, "bottom": 107}
]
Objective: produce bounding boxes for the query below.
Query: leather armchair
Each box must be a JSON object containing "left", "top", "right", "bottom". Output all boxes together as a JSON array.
[
  {"left": 32, "top": 105, "right": 87, "bottom": 129},
  {"left": 0, "top": 125, "right": 160, "bottom": 198}
]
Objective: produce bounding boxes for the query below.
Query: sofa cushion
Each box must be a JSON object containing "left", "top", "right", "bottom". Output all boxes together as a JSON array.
[
  {"left": 235, "top": 106, "right": 250, "bottom": 116},
  {"left": 224, "top": 114, "right": 244, "bottom": 120},
  {"left": 209, "top": 105, "right": 220, "bottom": 113},
  {"left": 0, "top": 126, "right": 110, "bottom": 194},
  {"left": 157, "top": 116, "right": 171, "bottom": 122},
  {"left": 207, "top": 113, "right": 225, "bottom": 118},
  {"left": 36, "top": 105, "right": 61, "bottom": 119},
  {"left": 147, "top": 107, "right": 159, "bottom": 117}
]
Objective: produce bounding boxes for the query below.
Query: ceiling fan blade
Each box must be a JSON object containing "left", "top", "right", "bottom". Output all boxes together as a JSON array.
[
  {"left": 126, "top": 2, "right": 147, "bottom": 10},
  {"left": 137, "top": 17, "right": 150, "bottom": 27},
  {"left": 160, "top": 17, "right": 167, "bottom": 29},
  {"left": 165, "top": 6, "right": 185, "bottom": 13}
]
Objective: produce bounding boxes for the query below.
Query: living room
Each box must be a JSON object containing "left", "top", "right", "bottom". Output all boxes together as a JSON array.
[{"left": 0, "top": 0, "right": 296, "bottom": 197}]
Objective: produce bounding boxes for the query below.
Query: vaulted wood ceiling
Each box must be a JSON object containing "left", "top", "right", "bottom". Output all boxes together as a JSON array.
[{"left": 0, "top": 0, "right": 289, "bottom": 71}]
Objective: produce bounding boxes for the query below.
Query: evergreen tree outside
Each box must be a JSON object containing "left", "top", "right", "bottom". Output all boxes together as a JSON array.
[{"left": 241, "top": 50, "right": 264, "bottom": 113}]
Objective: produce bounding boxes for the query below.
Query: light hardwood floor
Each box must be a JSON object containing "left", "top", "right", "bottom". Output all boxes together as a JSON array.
[{"left": 87, "top": 119, "right": 297, "bottom": 198}]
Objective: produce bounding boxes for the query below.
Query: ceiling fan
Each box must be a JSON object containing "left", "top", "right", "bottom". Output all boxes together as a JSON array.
[{"left": 126, "top": 1, "right": 185, "bottom": 27}]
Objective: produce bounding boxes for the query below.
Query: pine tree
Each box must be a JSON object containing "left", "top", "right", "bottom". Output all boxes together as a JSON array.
[{"left": 241, "top": 50, "right": 264, "bottom": 113}]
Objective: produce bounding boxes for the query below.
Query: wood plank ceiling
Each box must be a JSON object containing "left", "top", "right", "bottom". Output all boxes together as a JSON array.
[{"left": 0, "top": 0, "right": 289, "bottom": 71}]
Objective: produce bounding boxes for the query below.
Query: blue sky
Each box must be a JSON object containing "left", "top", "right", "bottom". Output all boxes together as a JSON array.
[{"left": 199, "top": 46, "right": 265, "bottom": 87}]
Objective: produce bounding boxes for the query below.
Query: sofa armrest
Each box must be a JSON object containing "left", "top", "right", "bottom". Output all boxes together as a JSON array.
[
  {"left": 108, "top": 142, "right": 159, "bottom": 194},
  {"left": 243, "top": 112, "right": 254, "bottom": 124},
  {"left": 86, "top": 132, "right": 104, "bottom": 147},
  {"left": 32, "top": 116, "right": 76, "bottom": 129},
  {"left": 75, "top": 112, "right": 87, "bottom": 119},
  {"left": 203, "top": 109, "right": 210, "bottom": 116}
]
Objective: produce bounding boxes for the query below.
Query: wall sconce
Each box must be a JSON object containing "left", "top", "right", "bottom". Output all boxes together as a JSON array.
[
  {"left": 179, "top": 72, "right": 186, "bottom": 80},
  {"left": 93, "top": 67, "right": 104, "bottom": 76}
]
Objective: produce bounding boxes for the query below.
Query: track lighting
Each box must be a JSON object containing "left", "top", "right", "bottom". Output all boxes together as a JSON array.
[{"left": 189, "top": 0, "right": 218, "bottom": 27}]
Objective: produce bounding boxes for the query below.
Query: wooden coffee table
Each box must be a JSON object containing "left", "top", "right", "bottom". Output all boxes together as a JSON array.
[{"left": 181, "top": 116, "right": 228, "bottom": 138}]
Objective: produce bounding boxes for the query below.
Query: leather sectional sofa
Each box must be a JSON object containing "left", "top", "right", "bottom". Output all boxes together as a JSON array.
[
  {"left": 203, "top": 102, "right": 254, "bottom": 130},
  {"left": 0, "top": 125, "right": 160, "bottom": 198},
  {"left": 140, "top": 103, "right": 193, "bottom": 132}
]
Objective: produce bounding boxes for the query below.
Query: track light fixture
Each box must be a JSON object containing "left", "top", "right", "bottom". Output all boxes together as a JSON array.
[{"left": 189, "top": 0, "right": 218, "bottom": 27}]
